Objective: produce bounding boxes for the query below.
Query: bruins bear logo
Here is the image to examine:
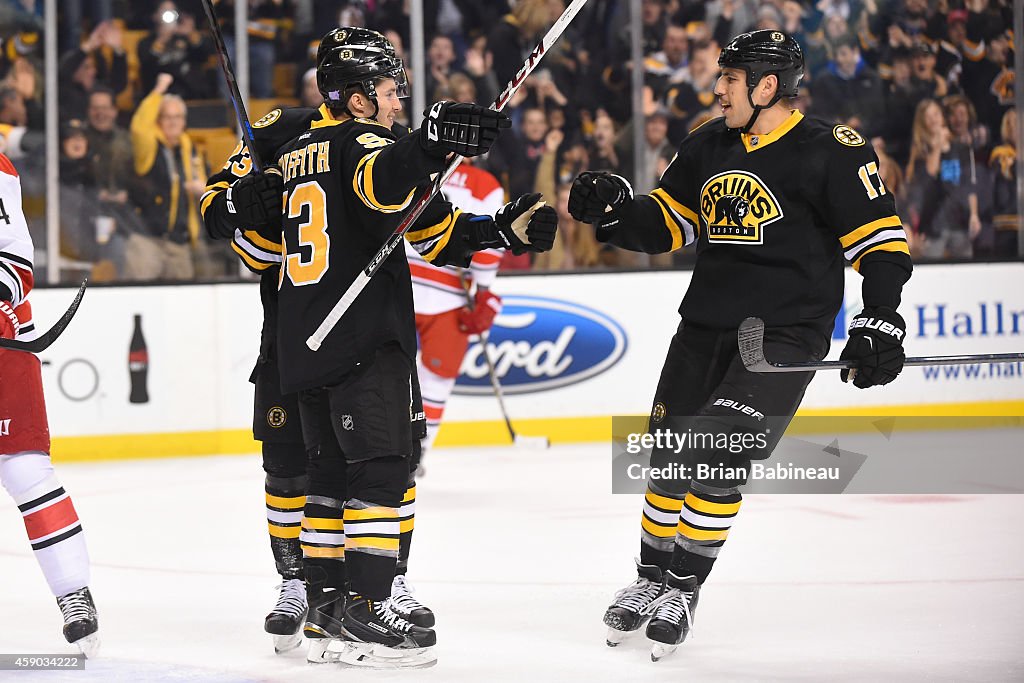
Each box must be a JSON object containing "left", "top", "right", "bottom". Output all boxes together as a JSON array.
[
  {"left": 700, "top": 170, "right": 783, "bottom": 244},
  {"left": 713, "top": 195, "right": 750, "bottom": 226}
]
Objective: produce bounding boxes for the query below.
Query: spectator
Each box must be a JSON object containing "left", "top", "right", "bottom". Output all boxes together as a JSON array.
[
  {"left": 587, "top": 109, "right": 622, "bottom": 175},
  {"left": 810, "top": 34, "right": 886, "bottom": 137},
  {"left": 58, "top": 118, "right": 126, "bottom": 277},
  {"left": 487, "top": 0, "right": 553, "bottom": 88},
  {"left": 85, "top": 86, "right": 142, "bottom": 274},
  {"left": 487, "top": 105, "right": 548, "bottom": 200},
  {"left": 298, "top": 67, "right": 322, "bottom": 108},
  {"left": 944, "top": 93, "right": 989, "bottom": 155},
  {"left": 0, "top": 85, "right": 41, "bottom": 160},
  {"left": 424, "top": 33, "right": 460, "bottom": 101},
  {"left": 127, "top": 73, "right": 207, "bottom": 281},
  {"left": 462, "top": 34, "right": 498, "bottom": 107},
  {"left": 137, "top": 2, "right": 215, "bottom": 100},
  {"left": 58, "top": 21, "right": 128, "bottom": 121},
  {"left": 905, "top": 99, "right": 980, "bottom": 260},
  {"left": 883, "top": 48, "right": 918, "bottom": 165},
  {"left": 218, "top": 0, "right": 293, "bottom": 99},
  {"left": 2, "top": 54, "right": 43, "bottom": 129},
  {"left": 961, "top": 28, "right": 1013, "bottom": 137},
  {"left": 988, "top": 108, "right": 1018, "bottom": 257},
  {"left": 645, "top": 23, "right": 689, "bottom": 102},
  {"left": 908, "top": 41, "right": 947, "bottom": 102}
]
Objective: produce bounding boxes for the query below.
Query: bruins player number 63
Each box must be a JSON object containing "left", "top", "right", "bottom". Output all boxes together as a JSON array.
[{"left": 569, "top": 30, "right": 913, "bottom": 661}]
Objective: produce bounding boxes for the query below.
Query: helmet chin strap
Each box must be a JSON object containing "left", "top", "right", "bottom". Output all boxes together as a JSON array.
[{"left": 739, "top": 82, "right": 782, "bottom": 134}]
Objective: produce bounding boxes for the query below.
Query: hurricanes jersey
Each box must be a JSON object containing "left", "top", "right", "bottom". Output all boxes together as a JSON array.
[
  {"left": 602, "top": 111, "right": 912, "bottom": 331},
  {"left": 272, "top": 112, "right": 472, "bottom": 393}
]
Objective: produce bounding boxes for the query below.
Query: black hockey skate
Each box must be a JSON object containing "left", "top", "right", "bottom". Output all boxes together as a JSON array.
[
  {"left": 646, "top": 571, "right": 700, "bottom": 662},
  {"left": 304, "top": 587, "right": 349, "bottom": 663},
  {"left": 389, "top": 574, "right": 435, "bottom": 627},
  {"left": 56, "top": 587, "right": 99, "bottom": 658},
  {"left": 265, "top": 578, "right": 307, "bottom": 653},
  {"left": 603, "top": 560, "right": 664, "bottom": 647},
  {"left": 338, "top": 595, "right": 437, "bottom": 668}
]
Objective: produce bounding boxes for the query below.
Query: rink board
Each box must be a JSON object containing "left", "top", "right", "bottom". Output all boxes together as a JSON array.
[{"left": 25, "top": 262, "right": 1024, "bottom": 460}]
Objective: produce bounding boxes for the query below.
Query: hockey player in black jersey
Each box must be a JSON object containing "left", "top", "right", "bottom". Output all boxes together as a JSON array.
[
  {"left": 268, "top": 28, "right": 555, "bottom": 668},
  {"left": 570, "top": 30, "right": 913, "bottom": 661}
]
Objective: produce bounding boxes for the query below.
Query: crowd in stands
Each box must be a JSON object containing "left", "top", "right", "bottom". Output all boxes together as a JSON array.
[{"left": 0, "top": 0, "right": 1018, "bottom": 282}]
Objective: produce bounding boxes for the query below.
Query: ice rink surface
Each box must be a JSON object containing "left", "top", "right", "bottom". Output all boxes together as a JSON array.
[{"left": 2, "top": 442, "right": 1023, "bottom": 682}]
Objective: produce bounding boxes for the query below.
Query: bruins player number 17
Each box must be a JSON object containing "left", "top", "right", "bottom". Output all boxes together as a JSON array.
[{"left": 569, "top": 30, "right": 912, "bottom": 662}]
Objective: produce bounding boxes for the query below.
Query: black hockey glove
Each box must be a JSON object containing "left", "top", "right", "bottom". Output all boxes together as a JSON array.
[
  {"left": 839, "top": 306, "right": 906, "bottom": 388},
  {"left": 225, "top": 166, "right": 283, "bottom": 229},
  {"left": 494, "top": 192, "right": 558, "bottom": 255},
  {"left": 419, "top": 101, "right": 511, "bottom": 158},
  {"left": 568, "top": 171, "right": 633, "bottom": 224}
]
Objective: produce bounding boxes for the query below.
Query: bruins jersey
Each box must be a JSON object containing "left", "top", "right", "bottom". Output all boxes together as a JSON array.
[
  {"left": 201, "top": 105, "right": 327, "bottom": 357},
  {"left": 273, "top": 112, "right": 473, "bottom": 393},
  {"left": 601, "top": 111, "right": 912, "bottom": 331}
]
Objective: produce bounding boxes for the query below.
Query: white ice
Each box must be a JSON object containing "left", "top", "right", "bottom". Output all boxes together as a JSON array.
[{"left": 1, "top": 443, "right": 1022, "bottom": 682}]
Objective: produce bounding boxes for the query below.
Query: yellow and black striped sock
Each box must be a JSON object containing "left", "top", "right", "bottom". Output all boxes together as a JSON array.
[
  {"left": 344, "top": 499, "right": 399, "bottom": 600},
  {"left": 396, "top": 483, "right": 416, "bottom": 575},
  {"left": 671, "top": 482, "right": 742, "bottom": 583},
  {"left": 640, "top": 484, "right": 685, "bottom": 569},
  {"left": 301, "top": 494, "right": 346, "bottom": 586},
  {"left": 265, "top": 474, "right": 305, "bottom": 579}
]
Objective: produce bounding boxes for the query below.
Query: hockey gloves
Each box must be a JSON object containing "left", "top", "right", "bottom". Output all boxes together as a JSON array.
[
  {"left": 494, "top": 192, "right": 558, "bottom": 255},
  {"left": 0, "top": 300, "right": 19, "bottom": 340},
  {"left": 458, "top": 289, "right": 503, "bottom": 335},
  {"left": 420, "top": 101, "right": 511, "bottom": 158},
  {"left": 839, "top": 306, "right": 906, "bottom": 388},
  {"left": 225, "top": 166, "right": 283, "bottom": 229},
  {"left": 568, "top": 171, "right": 633, "bottom": 223}
]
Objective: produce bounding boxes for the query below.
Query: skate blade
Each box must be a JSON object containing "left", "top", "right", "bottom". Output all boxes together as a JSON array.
[
  {"left": 650, "top": 642, "right": 678, "bottom": 662},
  {"left": 306, "top": 637, "right": 352, "bottom": 664},
  {"left": 74, "top": 632, "right": 101, "bottom": 659},
  {"left": 606, "top": 627, "right": 630, "bottom": 647},
  {"left": 337, "top": 643, "right": 437, "bottom": 669},
  {"left": 273, "top": 631, "right": 304, "bottom": 654}
]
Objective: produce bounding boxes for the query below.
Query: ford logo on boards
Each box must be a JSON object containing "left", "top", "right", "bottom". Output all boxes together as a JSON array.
[{"left": 453, "top": 296, "right": 628, "bottom": 395}]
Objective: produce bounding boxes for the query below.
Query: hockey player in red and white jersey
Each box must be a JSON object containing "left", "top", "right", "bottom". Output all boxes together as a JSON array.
[
  {"left": 0, "top": 152, "right": 99, "bottom": 657},
  {"left": 404, "top": 158, "right": 505, "bottom": 467}
]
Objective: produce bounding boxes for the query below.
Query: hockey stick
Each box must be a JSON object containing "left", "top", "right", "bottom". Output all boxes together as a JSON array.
[
  {"left": 738, "top": 316, "right": 1024, "bottom": 373},
  {"left": 0, "top": 279, "right": 87, "bottom": 353},
  {"left": 461, "top": 276, "right": 550, "bottom": 449},
  {"left": 307, "top": 0, "right": 590, "bottom": 351},
  {"left": 199, "top": 0, "right": 264, "bottom": 172}
]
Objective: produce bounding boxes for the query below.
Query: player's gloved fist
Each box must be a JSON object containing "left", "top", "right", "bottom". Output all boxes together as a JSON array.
[
  {"left": 495, "top": 192, "right": 558, "bottom": 255},
  {"left": 458, "top": 289, "right": 502, "bottom": 335},
  {"left": 419, "top": 101, "right": 511, "bottom": 158},
  {"left": 839, "top": 306, "right": 906, "bottom": 388},
  {"left": 225, "top": 166, "right": 283, "bottom": 228},
  {"left": 568, "top": 171, "right": 633, "bottom": 223},
  {"left": 0, "top": 300, "right": 20, "bottom": 340}
]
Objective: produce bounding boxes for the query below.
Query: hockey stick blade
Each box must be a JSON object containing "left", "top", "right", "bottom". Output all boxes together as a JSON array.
[
  {"left": 306, "top": 0, "right": 591, "bottom": 351},
  {"left": 0, "top": 279, "right": 87, "bottom": 353},
  {"left": 514, "top": 435, "right": 551, "bottom": 449},
  {"left": 739, "top": 316, "right": 1024, "bottom": 373}
]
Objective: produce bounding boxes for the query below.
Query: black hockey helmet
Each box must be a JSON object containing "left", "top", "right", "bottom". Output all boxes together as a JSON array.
[
  {"left": 718, "top": 30, "right": 804, "bottom": 131},
  {"left": 316, "top": 27, "right": 408, "bottom": 114}
]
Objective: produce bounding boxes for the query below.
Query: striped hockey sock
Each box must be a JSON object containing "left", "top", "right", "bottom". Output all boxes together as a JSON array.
[
  {"left": 671, "top": 482, "right": 742, "bottom": 583},
  {"left": 396, "top": 483, "right": 416, "bottom": 574},
  {"left": 344, "top": 498, "right": 399, "bottom": 600},
  {"left": 265, "top": 474, "right": 305, "bottom": 579},
  {"left": 301, "top": 495, "right": 346, "bottom": 586},
  {"left": 1, "top": 453, "right": 90, "bottom": 597},
  {"left": 639, "top": 484, "right": 685, "bottom": 570}
]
